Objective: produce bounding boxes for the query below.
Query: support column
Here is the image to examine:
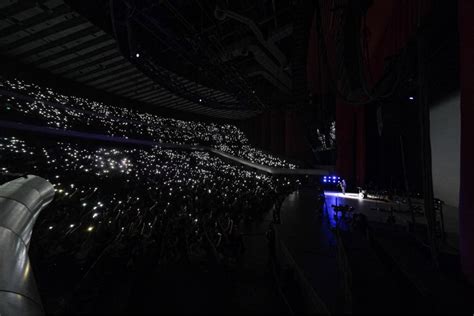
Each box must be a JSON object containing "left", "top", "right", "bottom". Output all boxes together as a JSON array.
[{"left": 459, "top": 0, "right": 474, "bottom": 284}]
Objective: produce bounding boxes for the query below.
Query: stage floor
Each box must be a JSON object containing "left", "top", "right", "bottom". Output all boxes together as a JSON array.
[
  {"left": 276, "top": 188, "right": 431, "bottom": 313},
  {"left": 323, "top": 190, "right": 459, "bottom": 250}
]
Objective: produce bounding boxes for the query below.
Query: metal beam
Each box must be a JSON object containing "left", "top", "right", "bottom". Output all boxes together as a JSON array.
[
  {"left": 65, "top": 56, "right": 125, "bottom": 80},
  {"left": 95, "top": 71, "right": 144, "bottom": 90},
  {"left": 0, "top": 1, "right": 39, "bottom": 18},
  {"left": 141, "top": 91, "right": 177, "bottom": 104},
  {"left": 54, "top": 51, "right": 121, "bottom": 75},
  {"left": 70, "top": 59, "right": 129, "bottom": 81},
  {"left": 16, "top": 25, "right": 98, "bottom": 60},
  {"left": 34, "top": 34, "right": 112, "bottom": 67},
  {"left": 133, "top": 89, "right": 170, "bottom": 102},
  {"left": 83, "top": 67, "right": 138, "bottom": 86},
  {"left": 121, "top": 83, "right": 157, "bottom": 98},
  {"left": 142, "top": 91, "right": 179, "bottom": 104},
  {"left": 110, "top": 78, "right": 156, "bottom": 95},
  {"left": 45, "top": 42, "right": 116, "bottom": 70},
  {"left": 3, "top": 16, "right": 86, "bottom": 52},
  {"left": 0, "top": 4, "right": 70, "bottom": 39}
]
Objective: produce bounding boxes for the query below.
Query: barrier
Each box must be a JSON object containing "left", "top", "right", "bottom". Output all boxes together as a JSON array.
[{"left": 0, "top": 175, "right": 55, "bottom": 316}]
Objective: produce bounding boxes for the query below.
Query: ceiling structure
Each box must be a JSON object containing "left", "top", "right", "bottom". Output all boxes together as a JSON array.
[{"left": 0, "top": 0, "right": 307, "bottom": 119}]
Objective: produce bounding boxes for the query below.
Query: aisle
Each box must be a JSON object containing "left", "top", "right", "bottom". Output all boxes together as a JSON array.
[{"left": 276, "top": 189, "right": 340, "bottom": 313}]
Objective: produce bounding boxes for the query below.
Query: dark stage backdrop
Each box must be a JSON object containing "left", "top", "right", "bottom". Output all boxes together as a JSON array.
[{"left": 306, "top": 0, "right": 431, "bottom": 187}]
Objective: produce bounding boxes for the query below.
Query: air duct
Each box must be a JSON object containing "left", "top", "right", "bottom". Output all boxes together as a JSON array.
[{"left": 215, "top": 7, "right": 288, "bottom": 67}]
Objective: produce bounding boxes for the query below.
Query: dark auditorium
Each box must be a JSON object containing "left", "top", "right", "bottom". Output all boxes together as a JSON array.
[{"left": 0, "top": 0, "right": 472, "bottom": 315}]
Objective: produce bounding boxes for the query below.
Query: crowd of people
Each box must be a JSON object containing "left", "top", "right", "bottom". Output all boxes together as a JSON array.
[
  {"left": 0, "top": 77, "right": 298, "bottom": 169},
  {"left": 0, "top": 134, "right": 300, "bottom": 312},
  {"left": 0, "top": 76, "right": 307, "bottom": 312}
]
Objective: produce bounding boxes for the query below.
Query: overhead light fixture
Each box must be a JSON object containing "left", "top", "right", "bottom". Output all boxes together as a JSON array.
[{"left": 135, "top": 53, "right": 140, "bottom": 58}]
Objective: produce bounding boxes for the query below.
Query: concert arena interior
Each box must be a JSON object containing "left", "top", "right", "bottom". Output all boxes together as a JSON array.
[{"left": 0, "top": 0, "right": 472, "bottom": 315}]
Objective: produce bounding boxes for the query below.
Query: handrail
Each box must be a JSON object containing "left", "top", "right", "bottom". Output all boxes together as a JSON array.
[{"left": 0, "top": 175, "right": 55, "bottom": 316}]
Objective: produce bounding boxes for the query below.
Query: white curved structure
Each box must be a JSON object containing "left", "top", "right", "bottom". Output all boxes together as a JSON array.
[{"left": 0, "top": 175, "right": 55, "bottom": 316}]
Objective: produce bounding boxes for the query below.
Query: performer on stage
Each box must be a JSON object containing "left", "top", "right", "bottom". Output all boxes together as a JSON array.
[{"left": 338, "top": 179, "right": 346, "bottom": 195}]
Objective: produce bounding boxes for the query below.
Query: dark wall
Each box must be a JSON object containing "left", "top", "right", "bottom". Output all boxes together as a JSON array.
[{"left": 459, "top": 0, "right": 474, "bottom": 284}]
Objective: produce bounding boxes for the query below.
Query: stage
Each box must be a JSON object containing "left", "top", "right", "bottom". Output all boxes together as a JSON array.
[
  {"left": 274, "top": 188, "right": 469, "bottom": 314},
  {"left": 323, "top": 191, "right": 459, "bottom": 251}
]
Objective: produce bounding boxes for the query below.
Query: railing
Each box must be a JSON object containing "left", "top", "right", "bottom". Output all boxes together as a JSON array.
[{"left": 0, "top": 175, "right": 55, "bottom": 316}]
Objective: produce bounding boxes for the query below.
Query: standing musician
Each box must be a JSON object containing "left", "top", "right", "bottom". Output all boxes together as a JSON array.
[{"left": 338, "top": 179, "right": 346, "bottom": 195}]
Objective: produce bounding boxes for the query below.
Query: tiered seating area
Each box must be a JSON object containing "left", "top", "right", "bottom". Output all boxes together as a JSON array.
[
  {"left": 0, "top": 132, "right": 299, "bottom": 311},
  {"left": 0, "top": 76, "right": 306, "bottom": 312},
  {"left": 0, "top": 78, "right": 297, "bottom": 169}
]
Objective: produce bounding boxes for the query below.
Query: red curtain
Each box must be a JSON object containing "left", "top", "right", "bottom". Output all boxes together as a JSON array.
[
  {"left": 307, "top": 0, "right": 430, "bottom": 186},
  {"left": 364, "top": 0, "right": 430, "bottom": 88},
  {"left": 240, "top": 111, "right": 313, "bottom": 164},
  {"left": 336, "top": 99, "right": 366, "bottom": 186},
  {"left": 335, "top": 100, "right": 355, "bottom": 182},
  {"left": 284, "top": 111, "right": 312, "bottom": 162}
]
